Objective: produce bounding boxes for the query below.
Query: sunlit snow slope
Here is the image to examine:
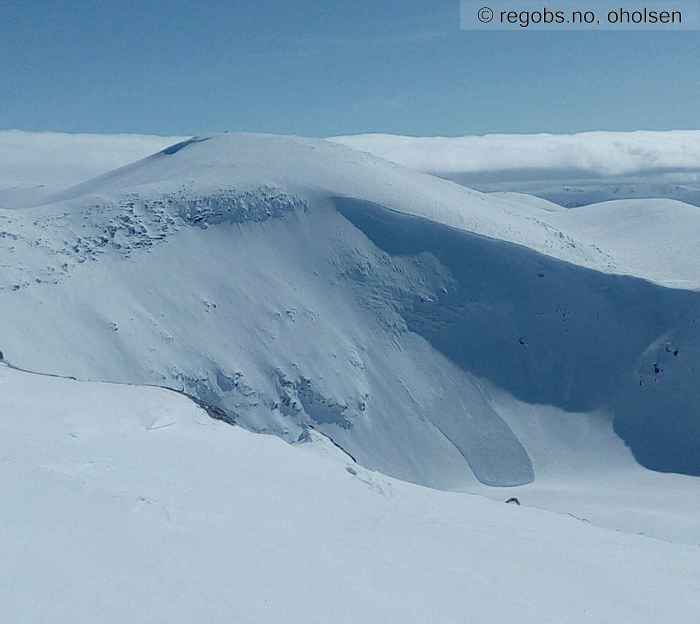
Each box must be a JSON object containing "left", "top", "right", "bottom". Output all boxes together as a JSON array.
[
  {"left": 1, "top": 134, "right": 699, "bottom": 490},
  {"left": 1, "top": 364, "right": 699, "bottom": 624}
]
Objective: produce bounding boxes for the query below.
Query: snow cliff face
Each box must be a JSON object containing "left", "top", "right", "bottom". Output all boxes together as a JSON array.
[{"left": 1, "top": 133, "right": 699, "bottom": 488}]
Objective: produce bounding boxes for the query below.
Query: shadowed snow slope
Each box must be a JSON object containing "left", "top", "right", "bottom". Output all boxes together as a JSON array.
[
  {"left": 1, "top": 133, "right": 699, "bottom": 489},
  {"left": 1, "top": 364, "right": 699, "bottom": 623}
]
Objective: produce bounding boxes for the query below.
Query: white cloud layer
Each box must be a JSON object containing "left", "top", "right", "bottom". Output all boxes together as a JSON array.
[
  {"left": 0, "top": 130, "right": 184, "bottom": 187},
  {"left": 331, "top": 130, "right": 700, "bottom": 178},
  {"left": 4, "top": 129, "right": 700, "bottom": 193}
]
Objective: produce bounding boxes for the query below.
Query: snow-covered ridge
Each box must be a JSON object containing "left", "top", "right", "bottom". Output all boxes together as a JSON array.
[
  {"left": 0, "top": 184, "right": 306, "bottom": 292},
  {"left": 33, "top": 132, "right": 687, "bottom": 283},
  {"left": 1, "top": 133, "right": 700, "bottom": 493}
]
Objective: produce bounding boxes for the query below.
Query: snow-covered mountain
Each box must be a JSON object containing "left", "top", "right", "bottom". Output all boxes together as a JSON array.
[
  {"left": 1, "top": 133, "right": 699, "bottom": 495},
  {"left": 4, "top": 362, "right": 698, "bottom": 623},
  {"left": 2, "top": 131, "right": 700, "bottom": 621}
]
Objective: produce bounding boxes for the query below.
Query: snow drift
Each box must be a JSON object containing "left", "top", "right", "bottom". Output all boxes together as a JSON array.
[{"left": 1, "top": 133, "right": 699, "bottom": 489}]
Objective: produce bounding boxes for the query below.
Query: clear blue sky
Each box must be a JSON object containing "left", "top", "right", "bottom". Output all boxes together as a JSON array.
[{"left": 2, "top": 0, "right": 698, "bottom": 136}]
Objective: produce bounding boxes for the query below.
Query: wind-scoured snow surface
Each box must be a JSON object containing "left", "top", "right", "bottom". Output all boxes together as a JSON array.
[
  {"left": 2, "top": 363, "right": 698, "bottom": 623},
  {"left": 1, "top": 133, "right": 699, "bottom": 496},
  {"left": 332, "top": 130, "right": 700, "bottom": 206}
]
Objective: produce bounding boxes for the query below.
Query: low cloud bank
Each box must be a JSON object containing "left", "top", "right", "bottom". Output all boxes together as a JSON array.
[
  {"left": 0, "top": 130, "right": 183, "bottom": 187},
  {"left": 4, "top": 129, "right": 700, "bottom": 192},
  {"left": 331, "top": 131, "right": 700, "bottom": 179}
]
